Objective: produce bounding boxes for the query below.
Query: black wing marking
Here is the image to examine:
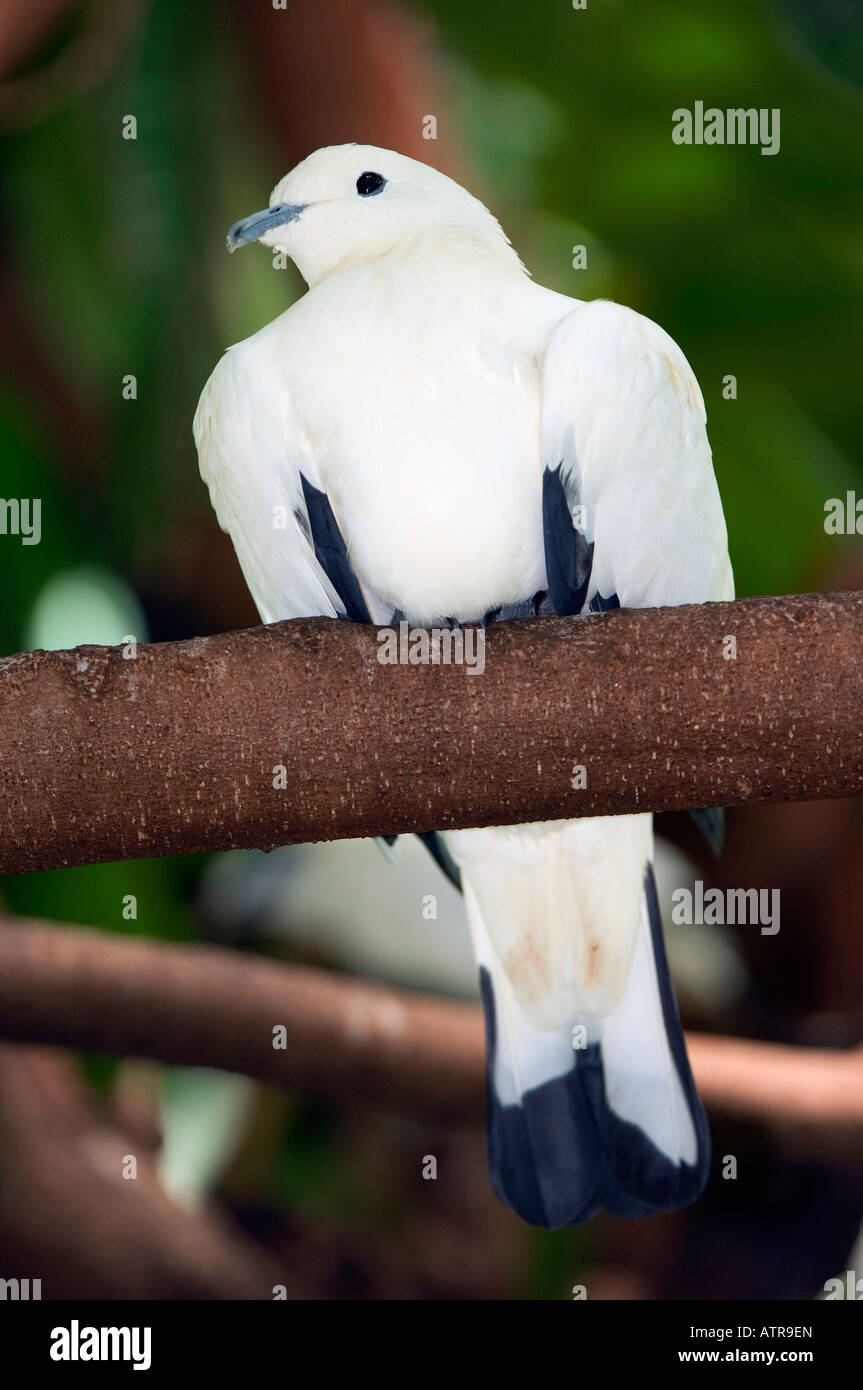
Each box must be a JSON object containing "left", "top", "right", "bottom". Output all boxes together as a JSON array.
[
  {"left": 300, "top": 474, "right": 371, "bottom": 624},
  {"left": 688, "top": 806, "right": 725, "bottom": 857},
  {"left": 588, "top": 590, "right": 620, "bottom": 613},
  {"left": 542, "top": 465, "right": 594, "bottom": 617},
  {"left": 417, "top": 831, "right": 462, "bottom": 892},
  {"left": 375, "top": 831, "right": 462, "bottom": 891},
  {"left": 485, "top": 592, "right": 556, "bottom": 623}
]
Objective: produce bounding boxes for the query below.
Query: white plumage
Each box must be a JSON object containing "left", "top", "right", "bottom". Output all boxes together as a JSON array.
[{"left": 195, "top": 144, "right": 733, "bottom": 1227}]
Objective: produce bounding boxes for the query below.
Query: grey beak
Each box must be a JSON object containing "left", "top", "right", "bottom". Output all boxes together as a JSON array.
[{"left": 226, "top": 203, "right": 305, "bottom": 252}]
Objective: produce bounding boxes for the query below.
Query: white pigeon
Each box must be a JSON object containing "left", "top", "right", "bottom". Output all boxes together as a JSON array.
[{"left": 194, "top": 144, "right": 734, "bottom": 1229}]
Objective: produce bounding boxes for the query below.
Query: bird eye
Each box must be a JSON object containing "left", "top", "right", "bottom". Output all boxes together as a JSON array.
[{"left": 356, "top": 171, "right": 386, "bottom": 197}]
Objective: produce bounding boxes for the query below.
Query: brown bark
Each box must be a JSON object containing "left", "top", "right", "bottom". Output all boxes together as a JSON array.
[
  {"left": 0, "top": 593, "right": 861, "bottom": 876},
  {"left": 1, "top": 919, "right": 862, "bottom": 1148}
]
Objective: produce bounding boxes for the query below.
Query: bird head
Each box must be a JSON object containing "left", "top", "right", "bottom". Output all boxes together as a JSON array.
[{"left": 225, "top": 143, "right": 522, "bottom": 286}]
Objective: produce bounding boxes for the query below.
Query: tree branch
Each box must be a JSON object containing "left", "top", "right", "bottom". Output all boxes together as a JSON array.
[
  {"left": 0, "top": 592, "right": 861, "bottom": 876},
  {"left": 0, "top": 920, "right": 485, "bottom": 1120},
  {"left": 1, "top": 920, "right": 862, "bottom": 1147}
]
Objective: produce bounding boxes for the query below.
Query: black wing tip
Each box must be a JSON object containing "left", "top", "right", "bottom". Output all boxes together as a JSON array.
[
  {"left": 480, "top": 968, "right": 601, "bottom": 1228},
  {"left": 299, "top": 473, "right": 372, "bottom": 624},
  {"left": 542, "top": 463, "right": 594, "bottom": 618},
  {"left": 588, "top": 590, "right": 620, "bottom": 613},
  {"left": 595, "top": 1102, "right": 712, "bottom": 1219},
  {"left": 417, "top": 831, "right": 462, "bottom": 892}
]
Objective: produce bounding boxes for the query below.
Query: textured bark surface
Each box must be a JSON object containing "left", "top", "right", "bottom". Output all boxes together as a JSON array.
[
  {"left": 1, "top": 920, "right": 862, "bottom": 1147},
  {"left": 0, "top": 591, "right": 861, "bottom": 875}
]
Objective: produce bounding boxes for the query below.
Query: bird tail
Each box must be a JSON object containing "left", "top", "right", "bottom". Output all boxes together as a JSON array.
[{"left": 445, "top": 819, "right": 710, "bottom": 1228}]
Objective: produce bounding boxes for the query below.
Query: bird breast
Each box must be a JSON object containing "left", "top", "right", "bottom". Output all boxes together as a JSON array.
[{"left": 285, "top": 287, "right": 549, "bottom": 622}]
